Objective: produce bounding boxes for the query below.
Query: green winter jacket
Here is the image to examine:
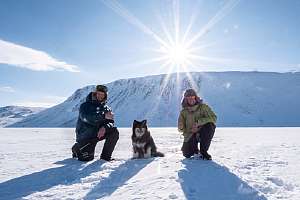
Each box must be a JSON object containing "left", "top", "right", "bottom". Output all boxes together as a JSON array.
[{"left": 178, "top": 103, "right": 217, "bottom": 142}]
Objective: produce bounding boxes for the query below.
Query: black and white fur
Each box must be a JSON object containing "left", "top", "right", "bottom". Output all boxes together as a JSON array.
[{"left": 131, "top": 120, "right": 164, "bottom": 159}]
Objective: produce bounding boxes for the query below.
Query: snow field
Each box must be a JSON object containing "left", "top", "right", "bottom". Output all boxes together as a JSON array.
[{"left": 0, "top": 128, "right": 299, "bottom": 199}]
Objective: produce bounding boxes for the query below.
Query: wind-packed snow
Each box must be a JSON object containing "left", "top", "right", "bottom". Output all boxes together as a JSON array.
[
  {"left": 0, "top": 128, "right": 299, "bottom": 200},
  {"left": 9, "top": 72, "right": 300, "bottom": 127}
]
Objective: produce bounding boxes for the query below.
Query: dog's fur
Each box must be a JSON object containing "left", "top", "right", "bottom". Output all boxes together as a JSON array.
[{"left": 132, "top": 120, "right": 164, "bottom": 159}]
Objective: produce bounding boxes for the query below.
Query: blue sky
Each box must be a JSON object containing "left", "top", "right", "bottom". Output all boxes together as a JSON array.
[{"left": 0, "top": 0, "right": 299, "bottom": 107}]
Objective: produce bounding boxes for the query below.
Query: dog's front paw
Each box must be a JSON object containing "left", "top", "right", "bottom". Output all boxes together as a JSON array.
[{"left": 144, "top": 147, "right": 152, "bottom": 158}]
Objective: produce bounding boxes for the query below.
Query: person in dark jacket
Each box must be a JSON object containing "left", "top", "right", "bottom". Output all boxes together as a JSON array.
[{"left": 71, "top": 85, "right": 119, "bottom": 161}]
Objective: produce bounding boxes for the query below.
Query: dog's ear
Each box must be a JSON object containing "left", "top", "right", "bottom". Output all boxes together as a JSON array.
[
  {"left": 142, "top": 119, "right": 147, "bottom": 125},
  {"left": 133, "top": 120, "right": 138, "bottom": 125}
]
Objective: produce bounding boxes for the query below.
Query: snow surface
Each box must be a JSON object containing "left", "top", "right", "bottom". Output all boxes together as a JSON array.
[
  {"left": 0, "top": 128, "right": 299, "bottom": 200},
  {"left": 10, "top": 72, "right": 300, "bottom": 127}
]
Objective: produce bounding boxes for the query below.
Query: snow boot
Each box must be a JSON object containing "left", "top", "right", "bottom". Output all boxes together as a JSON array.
[
  {"left": 201, "top": 151, "right": 212, "bottom": 160},
  {"left": 72, "top": 143, "right": 79, "bottom": 158},
  {"left": 100, "top": 156, "right": 116, "bottom": 162},
  {"left": 191, "top": 153, "right": 203, "bottom": 160}
]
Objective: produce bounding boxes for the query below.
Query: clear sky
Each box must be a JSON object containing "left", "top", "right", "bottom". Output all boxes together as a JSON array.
[{"left": 0, "top": 0, "right": 299, "bottom": 107}]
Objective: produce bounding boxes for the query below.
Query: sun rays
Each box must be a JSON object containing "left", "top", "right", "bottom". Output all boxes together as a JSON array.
[
  {"left": 100, "top": 0, "right": 241, "bottom": 110},
  {"left": 101, "top": 0, "right": 244, "bottom": 75},
  {"left": 100, "top": 0, "right": 299, "bottom": 75},
  {"left": 157, "top": 42, "right": 191, "bottom": 68}
]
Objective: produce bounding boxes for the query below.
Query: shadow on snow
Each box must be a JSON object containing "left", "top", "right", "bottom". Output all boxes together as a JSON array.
[
  {"left": 83, "top": 158, "right": 153, "bottom": 199},
  {"left": 178, "top": 159, "right": 267, "bottom": 200},
  {"left": 0, "top": 158, "right": 153, "bottom": 200},
  {"left": 0, "top": 158, "right": 104, "bottom": 199}
]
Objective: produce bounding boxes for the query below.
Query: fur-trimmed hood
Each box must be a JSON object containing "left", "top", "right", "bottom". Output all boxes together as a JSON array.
[
  {"left": 181, "top": 88, "right": 203, "bottom": 108},
  {"left": 181, "top": 96, "right": 203, "bottom": 108}
]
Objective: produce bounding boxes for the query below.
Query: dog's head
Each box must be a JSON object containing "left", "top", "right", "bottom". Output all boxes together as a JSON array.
[{"left": 132, "top": 120, "right": 148, "bottom": 138}]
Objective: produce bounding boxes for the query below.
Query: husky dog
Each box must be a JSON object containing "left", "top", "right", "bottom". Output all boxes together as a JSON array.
[{"left": 132, "top": 120, "right": 164, "bottom": 159}]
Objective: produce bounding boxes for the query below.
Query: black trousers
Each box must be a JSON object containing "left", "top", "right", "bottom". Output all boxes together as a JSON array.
[
  {"left": 181, "top": 123, "right": 215, "bottom": 158},
  {"left": 72, "top": 127, "right": 119, "bottom": 161}
]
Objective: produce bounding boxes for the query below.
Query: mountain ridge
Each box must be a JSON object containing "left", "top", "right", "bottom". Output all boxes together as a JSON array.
[
  {"left": 9, "top": 71, "right": 300, "bottom": 127},
  {"left": 0, "top": 106, "right": 44, "bottom": 127}
]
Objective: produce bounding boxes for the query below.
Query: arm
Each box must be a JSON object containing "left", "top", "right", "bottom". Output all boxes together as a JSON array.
[
  {"left": 79, "top": 103, "right": 108, "bottom": 127},
  {"left": 197, "top": 104, "right": 217, "bottom": 126},
  {"left": 103, "top": 109, "right": 115, "bottom": 128},
  {"left": 178, "top": 111, "right": 185, "bottom": 132},
  {"left": 102, "top": 105, "right": 115, "bottom": 128}
]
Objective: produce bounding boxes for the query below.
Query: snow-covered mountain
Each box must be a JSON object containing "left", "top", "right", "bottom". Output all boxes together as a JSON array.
[
  {"left": 0, "top": 106, "right": 44, "bottom": 127},
  {"left": 9, "top": 71, "right": 300, "bottom": 127}
]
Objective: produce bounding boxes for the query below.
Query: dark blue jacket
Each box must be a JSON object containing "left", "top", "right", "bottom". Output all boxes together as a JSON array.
[{"left": 75, "top": 92, "right": 114, "bottom": 142}]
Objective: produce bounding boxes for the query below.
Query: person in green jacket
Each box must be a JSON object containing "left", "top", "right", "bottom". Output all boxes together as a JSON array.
[{"left": 178, "top": 88, "right": 217, "bottom": 160}]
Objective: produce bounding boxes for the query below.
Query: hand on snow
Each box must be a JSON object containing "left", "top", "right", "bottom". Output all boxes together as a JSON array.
[{"left": 97, "top": 127, "right": 106, "bottom": 139}]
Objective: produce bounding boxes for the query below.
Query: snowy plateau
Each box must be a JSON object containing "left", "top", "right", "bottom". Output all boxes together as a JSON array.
[
  {"left": 0, "top": 128, "right": 299, "bottom": 200},
  {"left": 9, "top": 71, "right": 300, "bottom": 128}
]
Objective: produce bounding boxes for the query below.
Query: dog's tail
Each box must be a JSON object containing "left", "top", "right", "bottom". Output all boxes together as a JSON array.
[{"left": 152, "top": 151, "right": 165, "bottom": 157}]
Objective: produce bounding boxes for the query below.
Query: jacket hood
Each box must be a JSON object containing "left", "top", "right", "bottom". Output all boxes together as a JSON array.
[{"left": 181, "top": 96, "right": 203, "bottom": 108}]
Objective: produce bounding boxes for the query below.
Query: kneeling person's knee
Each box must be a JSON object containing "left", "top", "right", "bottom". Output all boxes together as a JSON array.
[
  {"left": 73, "top": 141, "right": 96, "bottom": 162},
  {"left": 78, "top": 152, "right": 94, "bottom": 161}
]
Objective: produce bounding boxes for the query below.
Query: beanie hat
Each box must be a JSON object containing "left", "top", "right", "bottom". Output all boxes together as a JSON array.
[
  {"left": 184, "top": 89, "right": 197, "bottom": 97},
  {"left": 94, "top": 85, "right": 108, "bottom": 101},
  {"left": 96, "top": 85, "right": 108, "bottom": 93}
]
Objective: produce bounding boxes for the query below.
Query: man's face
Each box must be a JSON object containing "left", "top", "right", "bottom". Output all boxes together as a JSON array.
[
  {"left": 186, "top": 96, "right": 196, "bottom": 106},
  {"left": 95, "top": 91, "right": 106, "bottom": 102}
]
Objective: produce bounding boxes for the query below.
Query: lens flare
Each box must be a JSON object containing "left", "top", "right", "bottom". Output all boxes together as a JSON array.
[{"left": 159, "top": 43, "right": 190, "bottom": 67}]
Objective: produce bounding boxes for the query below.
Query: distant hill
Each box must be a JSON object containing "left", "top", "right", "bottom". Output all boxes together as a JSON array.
[
  {"left": 9, "top": 71, "right": 300, "bottom": 127},
  {"left": 0, "top": 106, "right": 44, "bottom": 127}
]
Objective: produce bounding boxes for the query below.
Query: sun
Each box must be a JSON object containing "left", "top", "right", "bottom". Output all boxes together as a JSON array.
[
  {"left": 101, "top": 0, "right": 242, "bottom": 74},
  {"left": 159, "top": 42, "right": 192, "bottom": 69},
  {"left": 167, "top": 43, "right": 190, "bottom": 65}
]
